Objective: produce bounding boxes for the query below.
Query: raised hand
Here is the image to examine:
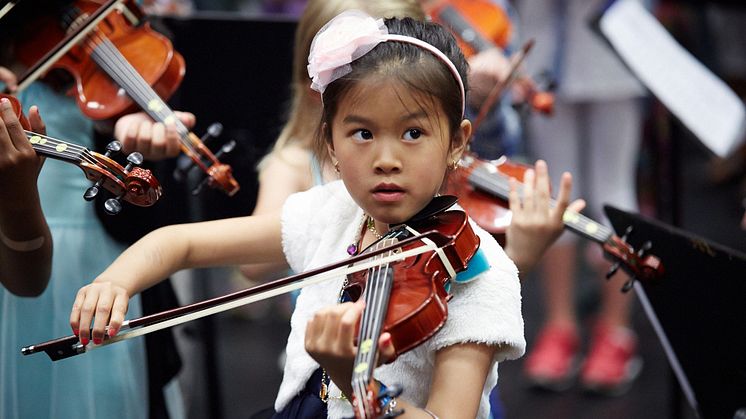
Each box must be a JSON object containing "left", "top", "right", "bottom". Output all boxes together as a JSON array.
[{"left": 505, "top": 160, "right": 585, "bottom": 273}]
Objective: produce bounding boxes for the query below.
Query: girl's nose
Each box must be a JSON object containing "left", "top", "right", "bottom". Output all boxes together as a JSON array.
[{"left": 373, "top": 141, "right": 402, "bottom": 174}]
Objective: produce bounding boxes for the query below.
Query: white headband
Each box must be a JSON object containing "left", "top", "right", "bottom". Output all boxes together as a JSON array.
[{"left": 307, "top": 10, "right": 466, "bottom": 117}]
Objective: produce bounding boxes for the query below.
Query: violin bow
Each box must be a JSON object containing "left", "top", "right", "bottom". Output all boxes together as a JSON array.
[
  {"left": 21, "top": 230, "right": 451, "bottom": 361},
  {"left": 0, "top": 0, "right": 19, "bottom": 21},
  {"left": 472, "top": 39, "right": 534, "bottom": 133}
]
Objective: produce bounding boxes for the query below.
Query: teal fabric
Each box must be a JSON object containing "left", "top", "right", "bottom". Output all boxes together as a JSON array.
[
  {"left": 454, "top": 248, "right": 490, "bottom": 283},
  {"left": 0, "top": 83, "right": 147, "bottom": 419}
]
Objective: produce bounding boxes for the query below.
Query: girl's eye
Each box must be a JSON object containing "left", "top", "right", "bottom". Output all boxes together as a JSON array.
[
  {"left": 352, "top": 129, "right": 373, "bottom": 140},
  {"left": 403, "top": 129, "right": 422, "bottom": 141}
]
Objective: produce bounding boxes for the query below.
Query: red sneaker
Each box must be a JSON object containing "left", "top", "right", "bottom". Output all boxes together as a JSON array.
[
  {"left": 524, "top": 324, "right": 580, "bottom": 391},
  {"left": 580, "top": 323, "right": 643, "bottom": 396}
]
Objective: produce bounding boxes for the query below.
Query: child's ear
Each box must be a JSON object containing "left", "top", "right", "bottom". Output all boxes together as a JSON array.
[
  {"left": 449, "top": 119, "right": 472, "bottom": 163},
  {"left": 324, "top": 123, "right": 337, "bottom": 161}
]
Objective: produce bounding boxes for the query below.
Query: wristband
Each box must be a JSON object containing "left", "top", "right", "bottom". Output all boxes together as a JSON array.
[{"left": 0, "top": 229, "right": 45, "bottom": 252}]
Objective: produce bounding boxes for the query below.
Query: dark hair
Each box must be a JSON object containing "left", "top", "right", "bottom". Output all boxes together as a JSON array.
[{"left": 314, "top": 16, "right": 469, "bottom": 165}]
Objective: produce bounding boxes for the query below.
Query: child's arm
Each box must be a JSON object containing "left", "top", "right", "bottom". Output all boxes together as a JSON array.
[
  {"left": 305, "top": 302, "right": 495, "bottom": 418},
  {"left": 504, "top": 160, "right": 585, "bottom": 273},
  {"left": 70, "top": 212, "right": 286, "bottom": 344},
  {"left": 240, "top": 145, "right": 314, "bottom": 281},
  {"left": 0, "top": 98, "right": 53, "bottom": 296}
]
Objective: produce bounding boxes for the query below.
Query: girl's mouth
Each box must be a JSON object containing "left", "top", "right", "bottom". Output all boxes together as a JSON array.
[{"left": 372, "top": 184, "right": 405, "bottom": 202}]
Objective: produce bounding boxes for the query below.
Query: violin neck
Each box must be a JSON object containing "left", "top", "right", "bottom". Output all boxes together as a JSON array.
[
  {"left": 26, "top": 130, "right": 89, "bottom": 165},
  {"left": 351, "top": 248, "right": 396, "bottom": 418},
  {"left": 87, "top": 39, "right": 189, "bottom": 138},
  {"left": 468, "top": 164, "right": 614, "bottom": 244}
]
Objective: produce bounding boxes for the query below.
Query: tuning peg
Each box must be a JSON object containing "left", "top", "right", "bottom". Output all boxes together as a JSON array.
[
  {"left": 84, "top": 179, "right": 104, "bottom": 201},
  {"left": 104, "top": 141, "right": 122, "bottom": 158},
  {"left": 214, "top": 139, "right": 236, "bottom": 159},
  {"left": 606, "top": 262, "right": 621, "bottom": 280},
  {"left": 203, "top": 122, "right": 223, "bottom": 142},
  {"left": 123, "top": 152, "right": 143, "bottom": 172},
  {"left": 620, "top": 225, "right": 633, "bottom": 242},
  {"left": 621, "top": 278, "right": 635, "bottom": 293},
  {"left": 637, "top": 241, "right": 653, "bottom": 257},
  {"left": 104, "top": 197, "right": 123, "bottom": 215}
]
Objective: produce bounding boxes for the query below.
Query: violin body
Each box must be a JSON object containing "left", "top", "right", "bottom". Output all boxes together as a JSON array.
[
  {"left": 444, "top": 154, "right": 529, "bottom": 236},
  {"left": 16, "top": 0, "right": 185, "bottom": 120},
  {"left": 346, "top": 210, "right": 479, "bottom": 358},
  {"left": 13, "top": 0, "right": 239, "bottom": 195},
  {"left": 426, "top": 0, "right": 512, "bottom": 57}
]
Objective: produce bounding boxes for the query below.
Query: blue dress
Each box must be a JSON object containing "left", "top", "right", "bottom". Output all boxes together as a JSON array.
[{"left": 0, "top": 83, "right": 148, "bottom": 419}]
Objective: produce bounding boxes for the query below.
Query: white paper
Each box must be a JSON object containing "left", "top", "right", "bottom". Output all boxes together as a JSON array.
[{"left": 600, "top": 0, "right": 745, "bottom": 157}]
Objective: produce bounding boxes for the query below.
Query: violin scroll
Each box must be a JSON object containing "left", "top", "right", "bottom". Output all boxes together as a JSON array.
[
  {"left": 4, "top": 94, "right": 162, "bottom": 213},
  {"left": 603, "top": 226, "right": 663, "bottom": 292}
]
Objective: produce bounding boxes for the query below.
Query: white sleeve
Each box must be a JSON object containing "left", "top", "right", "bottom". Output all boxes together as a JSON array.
[{"left": 425, "top": 221, "right": 526, "bottom": 362}]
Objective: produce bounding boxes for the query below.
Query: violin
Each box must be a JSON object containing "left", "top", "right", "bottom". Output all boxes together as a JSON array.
[
  {"left": 4, "top": 93, "right": 161, "bottom": 213},
  {"left": 425, "top": 0, "right": 554, "bottom": 115},
  {"left": 12, "top": 0, "right": 239, "bottom": 196},
  {"left": 347, "top": 206, "right": 480, "bottom": 418},
  {"left": 21, "top": 197, "right": 479, "bottom": 367},
  {"left": 446, "top": 154, "right": 664, "bottom": 290}
]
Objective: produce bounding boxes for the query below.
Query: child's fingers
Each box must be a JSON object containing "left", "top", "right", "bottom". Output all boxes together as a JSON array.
[
  {"left": 91, "top": 289, "right": 115, "bottom": 344},
  {"left": 69, "top": 287, "right": 88, "bottom": 335},
  {"left": 507, "top": 177, "right": 521, "bottom": 216},
  {"left": 0, "top": 97, "right": 25, "bottom": 151},
  {"left": 521, "top": 168, "right": 536, "bottom": 212},
  {"left": 534, "top": 160, "right": 551, "bottom": 214},
  {"left": 149, "top": 122, "right": 167, "bottom": 159},
  {"left": 77, "top": 289, "right": 101, "bottom": 345},
  {"left": 175, "top": 111, "right": 196, "bottom": 129},
  {"left": 107, "top": 292, "right": 129, "bottom": 337},
  {"left": 567, "top": 198, "right": 586, "bottom": 214},
  {"left": 338, "top": 301, "right": 365, "bottom": 353},
  {"left": 378, "top": 332, "right": 397, "bottom": 364},
  {"left": 553, "top": 172, "right": 574, "bottom": 220},
  {"left": 28, "top": 106, "right": 46, "bottom": 136}
]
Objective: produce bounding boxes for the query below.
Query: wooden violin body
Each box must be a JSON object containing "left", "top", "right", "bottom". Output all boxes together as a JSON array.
[
  {"left": 449, "top": 154, "right": 663, "bottom": 286},
  {"left": 346, "top": 209, "right": 480, "bottom": 358},
  {"left": 348, "top": 206, "right": 480, "bottom": 417},
  {"left": 444, "top": 154, "right": 526, "bottom": 236},
  {"left": 16, "top": 0, "right": 184, "bottom": 120},
  {"left": 425, "top": 0, "right": 553, "bottom": 115},
  {"left": 12, "top": 0, "right": 239, "bottom": 196}
]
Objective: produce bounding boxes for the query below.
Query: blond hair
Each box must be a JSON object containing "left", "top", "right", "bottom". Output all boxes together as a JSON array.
[{"left": 259, "top": 0, "right": 424, "bottom": 170}]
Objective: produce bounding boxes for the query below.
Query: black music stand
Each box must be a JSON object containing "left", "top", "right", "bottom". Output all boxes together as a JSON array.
[{"left": 604, "top": 205, "right": 746, "bottom": 419}]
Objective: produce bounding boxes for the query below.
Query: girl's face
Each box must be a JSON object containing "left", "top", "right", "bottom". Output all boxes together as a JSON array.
[{"left": 328, "top": 78, "right": 470, "bottom": 225}]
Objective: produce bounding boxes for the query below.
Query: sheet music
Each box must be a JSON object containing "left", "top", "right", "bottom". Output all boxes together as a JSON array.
[{"left": 600, "top": 0, "right": 745, "bottom": 158}]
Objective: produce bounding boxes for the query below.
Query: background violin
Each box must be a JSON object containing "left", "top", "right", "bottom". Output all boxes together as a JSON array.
[
  {"left": 424, "top": 0, "right": 554, "bottom": 115},
  {"left": 4, "top": 93, "right": 161, "bottom": 213},
  {"left": 445, "top": 155, "right": 663, "bottom": 288},
  {"left": 11, "top": 0, "right": 239, "bottom": 196}
]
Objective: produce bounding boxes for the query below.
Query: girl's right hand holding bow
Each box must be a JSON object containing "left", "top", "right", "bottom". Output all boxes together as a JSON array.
[{"left": 69, "top": 279, "right": 131, "bottom": 345}]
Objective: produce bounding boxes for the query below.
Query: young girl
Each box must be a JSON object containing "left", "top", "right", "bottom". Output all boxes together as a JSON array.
[
  {"left": 240, "top": 0, "right": 424, "bottom": 281},
  {"left": 70, "top": 11, "right": 524, "bottom": 418}
]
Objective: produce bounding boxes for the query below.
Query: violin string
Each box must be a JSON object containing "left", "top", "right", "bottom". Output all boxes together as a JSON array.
[
  {"left": 23, "top": 130, "right": 101, "bottom": 165},
  {"left": 60, "top": 5, "right": 201, "bottom": 156},
  {"left": 470, "top": 165, "right": 612, "bottom": 242}
]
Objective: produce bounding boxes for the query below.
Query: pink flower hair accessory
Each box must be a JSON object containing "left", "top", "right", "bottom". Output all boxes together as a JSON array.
[{"left": 307, "top": 10, "right": 465, "bottom": 116}]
